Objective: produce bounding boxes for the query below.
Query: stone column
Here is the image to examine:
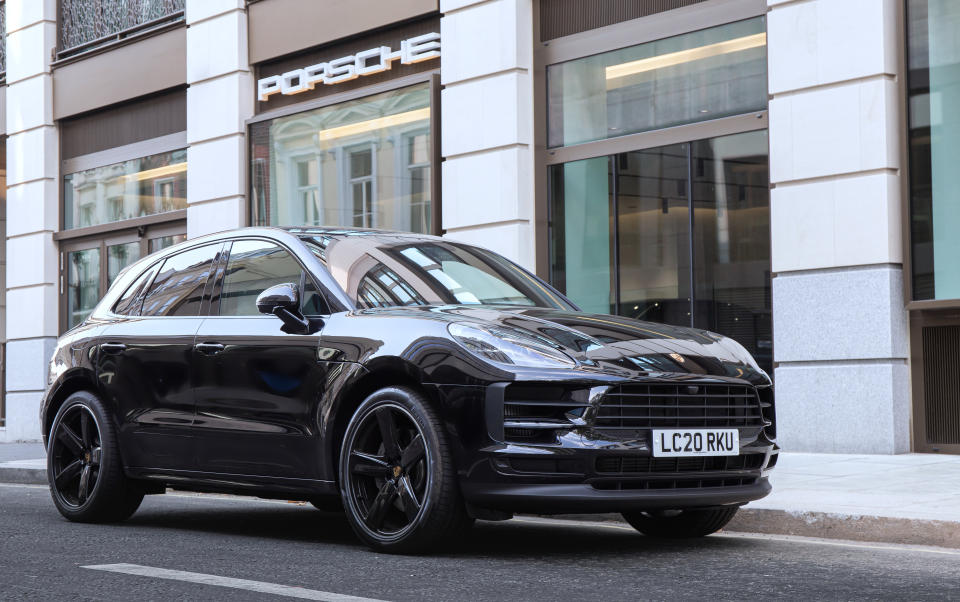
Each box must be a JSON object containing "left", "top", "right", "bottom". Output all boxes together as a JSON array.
[
  {"left": 439, "top": 0, "right": 535, "bottom": 269},
  {"left": 185, "top": 0, "right": 254, "bottom": 238},
  {"left": 767, "top": 0, "right": 909, "bottom": 453},
  {"left": 2, "top": 0, "right": 58, "bottom": 442}
]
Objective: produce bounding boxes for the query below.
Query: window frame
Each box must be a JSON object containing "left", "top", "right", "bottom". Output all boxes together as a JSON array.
[
  {"left": 532, "top": 0, "right": 768, "bottom": 278},
  {"left": 246, "top": 71, "right": 442, "bottom": 236}
]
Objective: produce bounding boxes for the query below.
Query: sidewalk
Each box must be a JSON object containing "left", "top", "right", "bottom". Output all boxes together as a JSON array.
[{"left": 3, "top": 444, "right": 958, "bottom": 547}]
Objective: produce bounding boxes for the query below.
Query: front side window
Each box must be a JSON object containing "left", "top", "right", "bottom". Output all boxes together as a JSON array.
[
  {"left": 63, "top": 149, "right": 187, "bottom": 230},
  {"left": 219, "top": 240, "right": 322, "bottom": 316},
  {"left": 250, "top": 83, "right": 432, "bottom": 233},
  {"left": 141, "top": 244, "right": 220, "bottom": 317}
]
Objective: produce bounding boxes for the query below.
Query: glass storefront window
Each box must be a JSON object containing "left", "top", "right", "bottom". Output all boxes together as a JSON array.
[
  {"left": 549, "top": 130, "right": 771, "bottom": 374},
  {"left": 547, "top": 18, "right": 767, "bottom": 148},
  {"left": 250, "top": 83, "right": 432, "bottom": 233},
  {"left": 907, "top": 0, "right": 960, "bottom": 300},
  {"left": 106, "top": 242, "right": 141, "bottom": 287},
  {"left": 66, "top": 247, "right": 100, "bottom": 328},
  {"left": 63, "top": 149, "right": 187, "bottom": 230}
]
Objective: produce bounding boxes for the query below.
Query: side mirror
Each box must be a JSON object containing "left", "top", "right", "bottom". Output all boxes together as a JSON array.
[
  {"left": 256, "top": 282, "right": 299, "bottom": 315},
  {"left": 256, "top": 283, "right": 312, "bottom": 334}
]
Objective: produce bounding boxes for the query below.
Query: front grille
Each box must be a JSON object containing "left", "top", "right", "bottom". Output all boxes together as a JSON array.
[
  {"left": 596, "top": 454, "right": 764, "bottom": 474},
  {"left": 595, "top": 383, "right": 763, "bottom": 430},
  {"left": 592, "top": 477, "right": 757, "bottom": 491}
]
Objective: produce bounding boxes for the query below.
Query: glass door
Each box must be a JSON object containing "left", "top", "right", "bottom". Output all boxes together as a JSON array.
[{"left": 59, "top": 220, "right": 186, "bottom": 331}]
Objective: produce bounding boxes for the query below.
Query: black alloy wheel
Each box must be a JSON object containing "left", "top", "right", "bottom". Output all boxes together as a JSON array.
[
  {"left": 339, "top": 387, "right": 472, "bottom": 553},
  {"left": 47, "top": 391, "right": 144, "bottom": 523},
  {"left": 49, "top": 403, "right": 101, "bottom": 507}
]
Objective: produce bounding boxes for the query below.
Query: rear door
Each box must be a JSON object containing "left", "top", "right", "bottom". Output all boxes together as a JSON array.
[
  {"left": 192, "top": 238, "right": 331, "bottom": 479},
  {"left": 97, "top": 242, "right": 224, "bottom": 471}
]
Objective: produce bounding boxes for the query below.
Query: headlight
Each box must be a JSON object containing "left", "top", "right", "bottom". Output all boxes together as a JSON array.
[{"left": 448, "top": 322, "right": 577, "bottom": 369}]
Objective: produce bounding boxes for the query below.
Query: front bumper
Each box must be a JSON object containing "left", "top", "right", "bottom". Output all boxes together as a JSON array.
[{"left": 462, "top": 478, "right": 772, "bottom": 514}]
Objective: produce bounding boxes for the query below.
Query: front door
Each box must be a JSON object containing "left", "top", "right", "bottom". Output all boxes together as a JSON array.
[
  {"left": 192, "top": 239, "right": 330, "bottom": 479},
  {"left": 97, "top": 242, "right": 224, "bottom": 470}
]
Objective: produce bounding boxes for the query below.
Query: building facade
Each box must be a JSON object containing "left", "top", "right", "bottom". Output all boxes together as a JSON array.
[{"left": 0, "top": 0, "right": 955, "bottom": 456}]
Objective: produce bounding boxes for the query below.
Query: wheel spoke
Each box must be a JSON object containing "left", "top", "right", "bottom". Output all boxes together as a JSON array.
[
  {"left": 78, "top": 465, "right": 92, "bottom": 503},
  {"left": 54, "top": 459, "right": 83, "bottom": 489},
  {"left": 400, "top": 434, "right": 425, "bottom": 470},
  {"left": 80, "top": 411, "right": 93, "bottom": 447},
  {"left": 90, "top": 447, "right": 102, "bottom": 467},
  {"left": 364, "top": 481, "right": 397, "bottom": 530},
  {"left": 397, "top": 475, "right": 421, "bottom": 522},
  {"left": 375, "top": 408, "right": 401, "bottom": 460},
  {"left": 350, "top": 450, "right": 390, "bottom": 477},
  {"left": 57, "top": 424, "right": 84, "bottom": 455}
]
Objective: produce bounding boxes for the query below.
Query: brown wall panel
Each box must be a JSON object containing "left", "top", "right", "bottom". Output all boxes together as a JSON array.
[
  {"left": 60, "top": 88, "right": 186, "bottom": 160},
  {"left": 249, "top": 0, "right": 438, "bottom": 64},
  {"left": 255, "top": 18, "right": 440, "bottom": 112},
  {"left": 53, "top": 27, "right": 187, "bottom": 120},
  {"left": 539, "top": 0, "right": 710, "bottom": 41}
]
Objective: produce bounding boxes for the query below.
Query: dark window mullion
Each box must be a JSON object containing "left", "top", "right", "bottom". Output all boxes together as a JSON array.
[
  {"left": 611, "top": 154, "right": 621, "bottom": 315},
  {"left": 686, "top": 142, "right": 695, "bottom": 328}
]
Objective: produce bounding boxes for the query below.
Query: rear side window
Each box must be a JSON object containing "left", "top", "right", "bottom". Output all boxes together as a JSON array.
[
  {"left": 140, "top": 244, "right": 221, "bottom": 317},
  {"left": 113, "top": 262, "right": 161, "bottom": 316},
  {"left": 220, "top": 240, "right": 317, "bottom": 316}
]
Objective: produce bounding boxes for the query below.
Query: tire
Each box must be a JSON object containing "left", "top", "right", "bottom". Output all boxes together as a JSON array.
[
  {"left": 622, "top": 506, "right": 740, "bottom": 538},
  {"left": 47, "top": 391, "right": 144, "bottom": 523},
  {"left": 338, "top": 386, "right": 472, "bottom": 553}
]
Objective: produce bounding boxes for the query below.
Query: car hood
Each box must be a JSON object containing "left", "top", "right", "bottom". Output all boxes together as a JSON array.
[{"left": 357, "top": 305, "right": 769, "bottom": 385}]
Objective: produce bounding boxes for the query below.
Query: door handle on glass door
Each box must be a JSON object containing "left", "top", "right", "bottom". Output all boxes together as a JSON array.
[{"left": 195, "top": 342, "right": 225, "bottom": 355}]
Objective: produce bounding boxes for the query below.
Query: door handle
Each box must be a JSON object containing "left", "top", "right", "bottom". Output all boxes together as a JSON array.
[
  {"left": 195, "top": 342, "right": 225, "bottom": 355},
  {"left": 100, "top": 343, "right": 127, "bottom": 355}
]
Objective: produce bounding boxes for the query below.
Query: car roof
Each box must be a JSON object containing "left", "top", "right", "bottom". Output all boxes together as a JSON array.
[{"left": 278, "top": 226, "right": 444, "bottom": 242}]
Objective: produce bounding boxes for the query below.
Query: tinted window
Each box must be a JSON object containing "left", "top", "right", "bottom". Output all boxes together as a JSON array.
[
  {"left": 220, "top": 240, "right": 306, "bottom": 316},
  {"left": 141, "top": 244, "right": 220, "bottom": 317},
  {"left": 113, "top": 262, "right": 161, "bottom": 316},
  {"left": 300, "top": 234, "right": 575, "bottom": 311}
]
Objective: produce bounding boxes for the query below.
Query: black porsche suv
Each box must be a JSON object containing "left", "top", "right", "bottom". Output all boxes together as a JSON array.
[{"left": 42, "top": 227, "right": 778, "bottom": 552}]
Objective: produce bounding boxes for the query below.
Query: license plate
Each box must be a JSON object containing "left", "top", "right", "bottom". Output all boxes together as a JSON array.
[{"left": 652, "top": 428, "right": 740, "bottom": 457}]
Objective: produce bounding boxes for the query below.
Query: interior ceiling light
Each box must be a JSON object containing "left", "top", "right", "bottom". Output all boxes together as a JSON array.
[
  {"left": 317, "top": 107, "right": 430, "bottom": 142},
  {"left": 123, "top": 162, "right": 188, "bottom": 182},
  {"left": 605, "top": 33, "right": 766, "bottom": 82}
]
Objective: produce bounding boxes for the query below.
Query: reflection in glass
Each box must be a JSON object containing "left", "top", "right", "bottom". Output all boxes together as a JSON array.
[
  {"left": 547, "top": 17, "right": 767, "bottom": 148},
  {"left": 301, "top": 235, "right": 574, "bottom": 311},
  {"left": 548, "top": 157, "right": 615, "bottom": 315},
  {"left": 617, "top": 144, "right": 692, "bottom": 327},
  {"left": 107, "top": 242, "right": 141, "bottom": 287},
  {"left": 141, "top": 244, "right": 219, "bottom": 317},
  {"left": 149, "top": 234, "right": 187, "bottom": 254},
  {"left": 548, "top": 132, "right": 771, "bottom": 375},
  {"left": 907, "top": 0, "right": 960, "bottom": 299},
  {"left": 692, "top": 131, "right": 771, "bottom": 372},
  {"left": 63, "top": 149, "right": 187, "bottom": 230},
  {"left": 220, "top": 240, "right": 305, "bottom": 316},
  {"left": 251, "top": 83, "right": 431, "bottom": 233},
  {"left": 67, "top": 248, "right": 100, "bottom": 328}
]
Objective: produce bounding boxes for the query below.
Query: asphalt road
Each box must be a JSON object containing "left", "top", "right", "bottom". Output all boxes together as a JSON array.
[{"left": 1, "top": 482, "right": 958, "bottom": 601}]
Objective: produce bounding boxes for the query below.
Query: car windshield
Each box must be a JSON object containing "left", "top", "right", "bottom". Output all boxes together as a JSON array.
[{"left": 299, "top": 233, "right": 575, "bottom": 311}]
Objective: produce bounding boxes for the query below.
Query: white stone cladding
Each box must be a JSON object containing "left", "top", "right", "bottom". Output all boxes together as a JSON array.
[
  {"left": 438, "top": 0, "right": 536, "bottom": 270},
  {"left": 2, "top": 0, "right": 58, "bottom": 442},
  {"left": 767, "top": 0, "right": 910, "bottom": 453},
  {"left": 185, "top": 0, "right": 253, "bottom": 238}
]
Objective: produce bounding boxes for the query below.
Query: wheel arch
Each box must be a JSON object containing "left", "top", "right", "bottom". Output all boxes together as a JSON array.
[
  {"left": 324, "top": 357, "right": 439, "bottom": 483},
  {"left": 42, "top": 370, "right": 100, "bottom": 444}
]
